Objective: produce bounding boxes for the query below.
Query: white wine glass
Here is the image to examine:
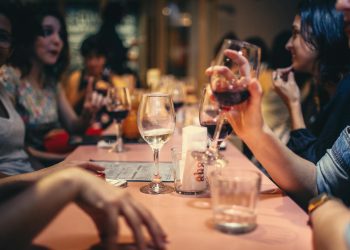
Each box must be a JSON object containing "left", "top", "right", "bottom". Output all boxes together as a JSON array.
[
  {"left": 137, "top": 93, "right": 175, "bottom": 194},
  {"left": 106, "top": 86, "right": 131, "bottom": 152},
  {"left": 209, "top": 39, "right": 261, "bottom": 146}
]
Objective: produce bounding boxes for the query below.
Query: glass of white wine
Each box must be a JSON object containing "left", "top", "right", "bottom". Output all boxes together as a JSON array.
[{"left": 137, "top": 93, "right": 175, "bottom": 194}]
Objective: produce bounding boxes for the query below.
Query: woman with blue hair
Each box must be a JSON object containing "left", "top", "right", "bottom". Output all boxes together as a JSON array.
[{"left": 273, "top": 0, "right": 350, "bottom": 163}]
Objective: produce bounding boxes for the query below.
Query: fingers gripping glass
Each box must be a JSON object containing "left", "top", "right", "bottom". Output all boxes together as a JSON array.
[{"left": 209, "top": 39, "right": 261, "bottom": 154}]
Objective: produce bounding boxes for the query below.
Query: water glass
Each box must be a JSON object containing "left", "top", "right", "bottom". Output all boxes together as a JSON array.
[{"left": 210, "top": 168, "right": 261, "bottom": 234}]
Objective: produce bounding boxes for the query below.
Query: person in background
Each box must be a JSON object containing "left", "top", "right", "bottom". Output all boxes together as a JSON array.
[
  {"left": 0, "top": 6, "right": 167, "bottom": 249},
  {"left": 207, "top": 0, "right": 350, "bottom": 209},
  {"left": 273, "top": 0, "right": 350, "bottom": 163},
  {"left": 63, "top": 33, "right": 107, "bottom": 115},
  {"left": 2, "top": 4, "right": 104, "bottom": 167}
]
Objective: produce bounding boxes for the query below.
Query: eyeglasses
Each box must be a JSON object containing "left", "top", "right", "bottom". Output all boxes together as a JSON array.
[{"left": 0, "top": 30, "right": 13, "bottom": 49}]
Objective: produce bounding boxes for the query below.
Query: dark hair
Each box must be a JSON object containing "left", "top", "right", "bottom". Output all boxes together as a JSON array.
[
  {"left": 213, "top": 32, "right": 239, "bottom": 57},
  {"left": 297, "top": 0, "right": 350, "bottom": 85},
  {"left": 270, "top": 30, "right": 292, "bottom": 69},
  {"left": 245, "top": 36, "right": 270, "bottom": 65},
  {"left": 0, "top": 3, "right": 19, "bottom": 51},
  {"left": 80, "top": 34, "right": 106, "bottom": 58},
  {"left": 9, "top": 3, "right": 69, "bottom": 82}
]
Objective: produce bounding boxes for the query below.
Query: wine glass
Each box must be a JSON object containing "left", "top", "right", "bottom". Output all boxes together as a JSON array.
[
  {"left": 209, "top": 39, "right": 261, "bottom": 145},
  {"left": 137, "top": 93, "right": 175, "bottom": 194},
  {"left": 106, "top": 86, "right": 131, "bottom": 152},
  {"left": 199, "top": 84, "right": 233, "bottom": 151}
]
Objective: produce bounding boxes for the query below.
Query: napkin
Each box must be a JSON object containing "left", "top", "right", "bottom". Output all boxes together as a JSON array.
[{"left": 180, "top": 126, "right": 207, "bottom": 191}]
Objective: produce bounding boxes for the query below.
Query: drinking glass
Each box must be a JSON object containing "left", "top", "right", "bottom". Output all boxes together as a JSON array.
[
  {"left": 137, "top": 93, "right": 176, "bottom": 194},
  {"left": 106, "top": 86, "right": 131, "bottom": 152},
  {"left": 209, "top": 39, "right": 261, "bottom": 145}
]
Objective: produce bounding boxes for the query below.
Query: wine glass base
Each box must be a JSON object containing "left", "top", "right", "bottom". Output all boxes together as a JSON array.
[
  {"left": 108, "top": 144, "right": 128, "bottom": 153},
  {"left": 140, "top": 182, "right": 174, "bottom": 194}
]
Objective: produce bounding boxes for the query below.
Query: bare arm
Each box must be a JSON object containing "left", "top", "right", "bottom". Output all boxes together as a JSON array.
[
  {"left": 226, "top": 80, "right": 317, "bottom": 208},
  {"left": 311, "top": 199, "right": 350, "bottom": 250},
  {"left": 57, "top": 76, "right": 105, "bottom": 134},
  {"left": 0, "top": 161, "right": 104, "bottom": 202},
  {"left": 0, "top": 168, "right": 166, "bottom": 250}
]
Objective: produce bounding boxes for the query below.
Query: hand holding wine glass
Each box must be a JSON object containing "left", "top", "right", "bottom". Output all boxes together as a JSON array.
[
  {"left": 106, "top": 86, "right": 131, "bottom": 152},
  {"left": 137, "top": 93, "right": 175, "bottom": 194},
  {"left": 205, "top": 39, "right": 261, "bottom": 149}
]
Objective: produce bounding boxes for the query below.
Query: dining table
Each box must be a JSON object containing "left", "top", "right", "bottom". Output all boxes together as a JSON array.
[{"left": 33, "top": 133, "right": 312, "bottom": 250}]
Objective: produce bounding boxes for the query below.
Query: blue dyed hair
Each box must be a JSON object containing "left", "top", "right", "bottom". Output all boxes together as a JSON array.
[{"left": 298, "top": 0, "right": 350, "bottom": 85}]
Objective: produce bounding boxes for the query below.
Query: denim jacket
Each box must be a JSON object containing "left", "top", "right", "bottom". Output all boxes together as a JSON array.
[{"left": 316, "top": 126, "right": 350, "bottom": 206}]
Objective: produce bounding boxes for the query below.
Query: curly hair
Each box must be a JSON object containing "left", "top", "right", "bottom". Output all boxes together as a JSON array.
[
  {"left": 298, "top": 0, "right": 350, "bottom": 85},
  {"left": 9, "top": 3, "right": 69, "bottom": 82}
]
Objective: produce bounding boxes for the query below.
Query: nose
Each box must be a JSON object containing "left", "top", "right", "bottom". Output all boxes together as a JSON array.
[
  {"left": 51, "top": 32, "right": 62, "bottom": 46},
  {"left": 336, "top": 0, "right": 350, "bottom": 11},
  {"left": 285, "top": 36, "right": 293, "bottom": 51}
]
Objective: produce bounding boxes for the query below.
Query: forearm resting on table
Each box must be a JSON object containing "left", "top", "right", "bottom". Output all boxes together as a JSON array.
[
  {"left": 311, "top": 200, "right": 350, "bottom": 250},
  {"left": 0, "top": 169, "right": 82, "bottom": 250},
  {"left": 241, "top": 125, "right": 316, "bottom": 207}
]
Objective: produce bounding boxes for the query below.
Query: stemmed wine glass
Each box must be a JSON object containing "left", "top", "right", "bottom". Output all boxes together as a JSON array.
[
  {"left": 137, "top": 93, "right": 176, "bottom": 194},
  {"left": 199, "top": 84, "right": 233, "bottom": 153},
  {"left": 209, "top": 39, "right": 261, "bottom": 146},
  {"left": 106, "top": 86, "right": 131, "bottom": 152}
]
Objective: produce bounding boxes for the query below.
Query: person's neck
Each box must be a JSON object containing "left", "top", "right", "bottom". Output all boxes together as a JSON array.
[{"left": 26, "top": 60, "right": 45, "bottom": 88}]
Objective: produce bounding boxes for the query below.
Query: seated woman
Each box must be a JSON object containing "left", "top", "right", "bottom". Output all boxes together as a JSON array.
[
  {"left": 0, "top": 7, "right": 167, "bottom": 249},
  {"left": 272, "top": 0, "right": 350, "bottom": 163},
  {"left": 2, "top": 4, "right": 104, "bottom": 166},
  {"left": 63, "top": 34, "right": 108, "bottom": 115}
]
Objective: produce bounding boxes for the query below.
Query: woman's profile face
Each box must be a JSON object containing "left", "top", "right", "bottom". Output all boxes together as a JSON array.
[
  {"left": 34, "top": 15, "right": 63, "bottom": 66},
  {"left": 0, "top": 14, "right": 12, "bottom": 67},
  {"left": 285, "top": 15, "right": 318, "bottom": 74}
]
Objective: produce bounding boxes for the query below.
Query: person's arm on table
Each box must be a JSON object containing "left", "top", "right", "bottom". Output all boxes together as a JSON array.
[
  {"left": 310, "top": 197, "right": 350, "bottom": 250},
  {"left": 0, "top": 168, "right": 167, "bottom": 250},
  {"left": 0, "top": 161, "right": 104, "bottom": 202},
  {"left": 226, "top": 79, "right": 317, "bottom": 207}
]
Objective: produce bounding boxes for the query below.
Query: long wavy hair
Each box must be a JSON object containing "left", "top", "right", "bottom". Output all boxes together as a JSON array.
[
  {"left": 9, "top": 3, "right": 69, "bottom": 83},
  {"left": 298, "top": 0, "right": 350, "bottom": 86}
]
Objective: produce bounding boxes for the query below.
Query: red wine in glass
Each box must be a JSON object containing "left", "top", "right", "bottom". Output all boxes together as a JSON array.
[
  {"left": 109, "top": 109, "right": 129, "bottom": 123},
  {"left": 212, "top": 89, "right": 250, "bottom": 110},
  {"left": 200, "top": 120, "right": 233, "bottom": 141}
]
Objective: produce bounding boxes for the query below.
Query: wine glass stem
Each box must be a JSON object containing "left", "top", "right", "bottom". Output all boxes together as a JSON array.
[
  {"left": 114, "top": 120, "right": 123, "bottom": 152},
  {"left": 211, "top": 113, "right": 224, "bottom": 152},
  {"left": 152, "top": 148, "right": 161, "bottom": 183}
]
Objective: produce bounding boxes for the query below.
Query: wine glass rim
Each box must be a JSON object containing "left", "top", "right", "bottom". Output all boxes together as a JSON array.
[{"left": 223, "top": 39, "right": 260, "bottom": 50}]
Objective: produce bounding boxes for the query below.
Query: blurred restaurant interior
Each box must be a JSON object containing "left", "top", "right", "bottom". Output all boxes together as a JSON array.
[{"left": 27, "top": 0, "right": 298, "bottom": 94}]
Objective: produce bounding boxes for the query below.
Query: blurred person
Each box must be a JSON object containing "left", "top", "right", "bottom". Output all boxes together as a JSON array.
[
  {"left": 273, "top": 0, "right": 350, "bottom": 163},
  {"left": 97, "top": 1, "right": 129, "bottom": 75},
  {"left": 0, "top": 7, "right": 167, "bottom": 250},
  {"left": 2, "top": 4, "right": 104, "bottom": 166},
  {"left": 63, "top": 33, "right": 108, "bottom": 115}
]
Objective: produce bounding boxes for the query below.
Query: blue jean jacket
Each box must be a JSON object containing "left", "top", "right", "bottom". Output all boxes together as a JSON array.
[{"left": 316, "top": 126, "right": 350, "bottom": 205}]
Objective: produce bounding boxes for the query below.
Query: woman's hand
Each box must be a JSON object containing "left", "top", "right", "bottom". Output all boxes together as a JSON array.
[
  {"left": 273, "top": 67, "right": 301, "bottom": 106},
  {"left": 225, "top": 78, "right": 265, "bottom": 140},
  {"left": 82, "top": 77, "right": 105, "bottom": 117},
  {"left": 73, "top": 170, "right": 167, "bottom": 250}
]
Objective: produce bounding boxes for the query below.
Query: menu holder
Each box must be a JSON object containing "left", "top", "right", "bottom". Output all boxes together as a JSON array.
[{"left": 90, "top": 160, "right": 174, "bottom": 182}]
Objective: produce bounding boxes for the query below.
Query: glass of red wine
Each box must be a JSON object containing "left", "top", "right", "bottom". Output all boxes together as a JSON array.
[
  {"left": 209, "top": 39, "right": 260, "bottom": 147},
  {"left": 199, "top": 85, "right": 233, "bottom": 156},
  {"left": 106, "top": 86, "right": 131, "bottom": 152},
  {"left": 168, "top": 80, "right": 186, "bottom": 134}
]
